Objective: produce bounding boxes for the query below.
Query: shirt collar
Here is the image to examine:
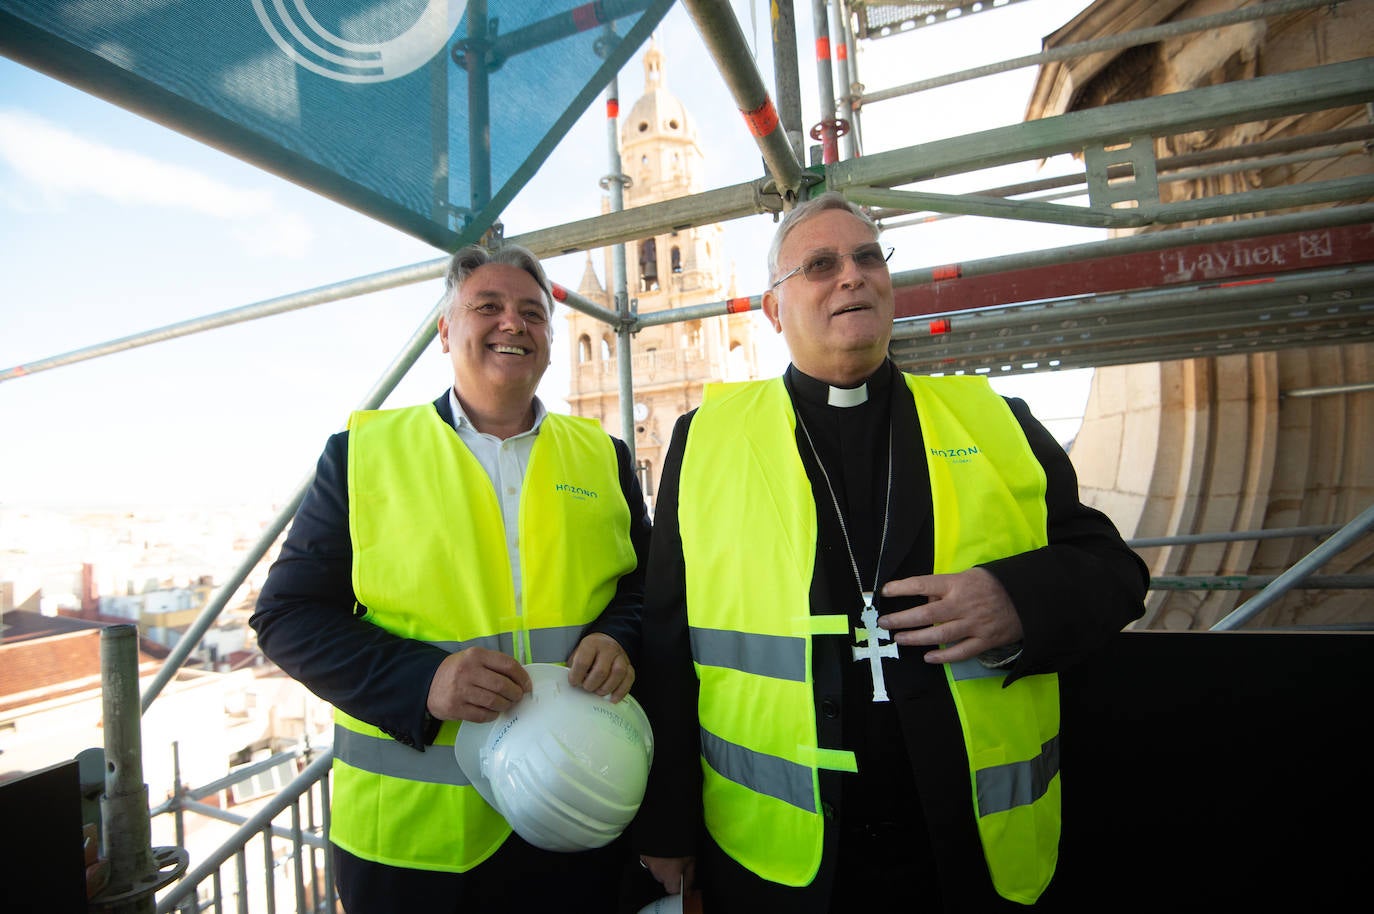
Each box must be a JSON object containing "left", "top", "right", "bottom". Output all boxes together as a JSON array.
[
  {"left": 448, "top": 388, "right": 547, "bottom": 438},
  {"left": 786, "top": 360, "right": 894, "bottom": 409}
]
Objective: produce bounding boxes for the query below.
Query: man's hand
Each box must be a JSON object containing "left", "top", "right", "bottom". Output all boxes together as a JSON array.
[
  {"left": 640, "top": 855, "right": 695, "bottom": 896},
  {"left": 567, "top": 632, "right": 635, "bottom": 702},
  {"left": 878, "top": 567, "right": 1024, "bottom": 664},
  {"left": 426, "top": 647, "right": 531, "bottom": 723}
]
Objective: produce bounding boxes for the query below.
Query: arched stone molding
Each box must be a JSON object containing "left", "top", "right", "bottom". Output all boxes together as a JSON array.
[{"left": 1076, "top": 341, "right": 1372, "bottom": 630}]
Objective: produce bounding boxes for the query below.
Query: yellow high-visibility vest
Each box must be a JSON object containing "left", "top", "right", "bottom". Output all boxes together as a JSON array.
[
  {"left": 330, "top": 404, "right": 635, "bottom": 872},
  {"left": 678, "top": 375, "right": 1059, "bottom": 902}
]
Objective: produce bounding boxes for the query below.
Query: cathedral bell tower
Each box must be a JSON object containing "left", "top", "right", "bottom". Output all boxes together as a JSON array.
[{"left": 565, "top": 40, "right": 763, "bottom": 506}]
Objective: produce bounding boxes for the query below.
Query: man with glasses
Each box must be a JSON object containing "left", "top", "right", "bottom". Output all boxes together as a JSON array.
[
  {"left": 631, "top": 192, "right": 1147, "bottom": 912},
  {"left": 251, "top": 243, "right": 652, "bottom": 913}
]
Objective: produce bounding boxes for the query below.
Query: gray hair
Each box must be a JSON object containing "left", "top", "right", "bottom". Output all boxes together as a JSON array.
[
  {"left": 766, "top": 191, "right": 880, "bottom": 283},
  {"left": 442, "top": 243, "right": 554, "bottom": 322}
]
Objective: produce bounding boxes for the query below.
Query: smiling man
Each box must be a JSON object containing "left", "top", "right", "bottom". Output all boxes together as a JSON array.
[
  {"left": 251, "top": 244, "right": 651, "bottom": 913},
  {"left": 632, "top": 193, "right": 1148, "bottom": 913}
]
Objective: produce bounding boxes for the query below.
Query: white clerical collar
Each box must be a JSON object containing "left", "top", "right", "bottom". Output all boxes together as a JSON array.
[{"left": 827, "top": 383, "right": 869, "bottom": 408}]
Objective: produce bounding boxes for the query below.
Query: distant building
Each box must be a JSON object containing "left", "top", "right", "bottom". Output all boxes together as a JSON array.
[
  {"left": 1, "top": 508, "right": 303, "bottom": 792},
  {"left": 0, "top": 610, "right": 113, "bottom": 715},
  {"left": 565, "top": 41, "right": 766, "bottom": 505},
  {"left": 1, "top": 607, "right": 329, "bottom": 795},
  {"left": 99, "top": 577, "right": 224, "bottom": 653}
]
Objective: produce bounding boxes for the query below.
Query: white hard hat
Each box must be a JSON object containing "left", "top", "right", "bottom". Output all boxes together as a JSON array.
[{"left": 454, "top": 662, "right": 654, "bottom": 852}]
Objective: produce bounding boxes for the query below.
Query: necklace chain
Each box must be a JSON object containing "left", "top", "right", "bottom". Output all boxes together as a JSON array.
[{"left": 795, "top": 410, "right": 894, "bottom": 609}]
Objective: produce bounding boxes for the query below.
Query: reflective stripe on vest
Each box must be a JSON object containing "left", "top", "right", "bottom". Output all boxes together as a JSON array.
[
  {"left": 679, "top": 375, "right": 1061, "bottom": 900},
  {"left": 425, "top": 625, "right": 587, "bottom": 664},
  {"left": 690, "top": 618, "right": 858, "bottom": 818},
  {"left": 333, "top": 725, "right": 472, "bottom": 786},
  {"left": 331, "top": 405, "right": 634, "bottom": 873},
  {"left": 689, "top": 626, "right": 808, "bottom": 681}
]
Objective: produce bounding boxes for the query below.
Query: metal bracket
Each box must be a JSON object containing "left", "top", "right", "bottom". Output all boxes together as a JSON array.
[
  {"left": 479, "top": 222, "right": 505, "bottom": 248},
  {"left": 599, "top": 173, "right": 634, "bottom": 190},
  {"left": 593, "top": 30, "right": 619, "bottom": 60},
  {"left": 451, "top": 18, "right": 506, "bottom": 72},
  {"left": 1085, "top": 136, "right": 1160, "bottom": 217},
  {"left": 756, "top": 170, "right": 825, "bottom": 215},
  {"left": 810, "top": 118, "right": 851, "bottom": 141},
  {"left": 88, "top": 845, "right": 189, "bottom": 910}
]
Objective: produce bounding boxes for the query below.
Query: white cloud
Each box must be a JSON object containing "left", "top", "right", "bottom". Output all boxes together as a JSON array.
[
  {"left": 0, "top": 108, "right": 313, "bottom": 251},
  {"left": 229, "top": 209, "right": 316, "bottom": 259}
]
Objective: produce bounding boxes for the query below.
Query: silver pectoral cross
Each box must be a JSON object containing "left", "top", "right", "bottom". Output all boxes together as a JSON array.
[{"left": 852, "top": 594, "right": 899, "bottom": 702}]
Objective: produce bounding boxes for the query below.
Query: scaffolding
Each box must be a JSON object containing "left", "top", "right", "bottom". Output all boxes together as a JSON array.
[{"left": 2, "top": 0, "right": 1372, "bottom": 909}]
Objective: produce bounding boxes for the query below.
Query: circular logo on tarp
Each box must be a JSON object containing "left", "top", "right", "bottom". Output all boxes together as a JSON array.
[{"left": 253, "top": 0, "right": 467, "bottom": 83}]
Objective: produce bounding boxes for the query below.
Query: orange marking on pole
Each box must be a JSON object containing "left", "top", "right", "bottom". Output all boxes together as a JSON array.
[
  {"left": 727, "top": 297, "right": 753, "bottom": 314},
  {"left": 1215, "top": 278, "right": 1276, "bottom": 288},
  {"left": 551, "top": 283, "right": 569, "bottom": 302},
  {"left": 571, "top": 3, "right": 600, "bottom": 31},
  {"left": 815, "top": 37, "right": 831, "bottom": 60},
  {"left": 837, "top": 44, "right": 848, "bottom": 61},
  {"left": 932, "top": 264, "right": 962, "bottom": 281},
  {"left": 742, "top": 99, "right": 779, "bottom": 137},
  {"left": 606, "top": 99, "right": 619, "bottom": 118},
  {"left": 929, "top": 319, "right": 952, "bottom": 335}
]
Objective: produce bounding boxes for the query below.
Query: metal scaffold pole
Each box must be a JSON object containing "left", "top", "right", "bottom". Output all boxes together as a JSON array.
[
  {"left": 770, "top": 0, "right": 806, "bottom": 164},
  {"left": 809, "top": 0, "right": 839, "bottom": 165},
  {"left": 602, "top": 43, "right": 638, "bottom": 463},
  {"left": 1212, "top": 503, "right": 1374, "bottom": 631},
  {"left": 465, "top": 0, "right": 492, "bottom": 215},
  {"left": 859, "top": 0, "right": 1352, "bottom": 105},
  {"left": 830, "top": 0, "right": 860, "bottom": 160},
  {"left": 93, "top": 625, "right": 187, "bottom": 913},
  {"left": 681, "top": 0, "right": 808, "bottom": 204}
]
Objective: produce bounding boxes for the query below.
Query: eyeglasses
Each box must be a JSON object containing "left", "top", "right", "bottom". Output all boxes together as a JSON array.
[{"left": 772, "top": 243, "right": 894, "bottom": 289}]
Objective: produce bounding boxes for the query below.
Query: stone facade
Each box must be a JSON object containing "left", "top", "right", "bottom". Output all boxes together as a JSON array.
[{"left": 1029, "top": 0, "right": 1374, "bottom": 629}]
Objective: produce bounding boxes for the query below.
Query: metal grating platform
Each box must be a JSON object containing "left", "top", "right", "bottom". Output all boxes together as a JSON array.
[
  {"left": 852, "top": 0, "right": 1032, "bottom": 40},
  {"left": 890, "top": 264, "right": 1374, "bottom": 374}
]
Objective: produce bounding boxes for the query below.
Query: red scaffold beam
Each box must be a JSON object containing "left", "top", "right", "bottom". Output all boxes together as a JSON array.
[{"left": 895, "top": 223, "right": 1374, "bottom": 319}]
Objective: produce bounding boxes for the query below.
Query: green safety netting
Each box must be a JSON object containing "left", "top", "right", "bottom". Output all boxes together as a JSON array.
[{"left": 0, "top": 0, "right": 674, "bottom": 249}]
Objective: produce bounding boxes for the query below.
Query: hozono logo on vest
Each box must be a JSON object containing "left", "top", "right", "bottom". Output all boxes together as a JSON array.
[
  {"left": 554, "top": 483, "right": 599, "bottom": 500},
  {"left": 929, "top": 445, "right": 981, "bottom": 464}
]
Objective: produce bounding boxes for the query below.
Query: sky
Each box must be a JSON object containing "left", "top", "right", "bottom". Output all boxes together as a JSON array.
[{"left": 0, "top": 0, "right": 1103, "bottom": 511}]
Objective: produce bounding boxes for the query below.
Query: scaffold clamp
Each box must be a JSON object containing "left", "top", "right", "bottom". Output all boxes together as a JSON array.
[
  {"left": 810, "top": 119, "right": 851, "bottom": 140},
  {"left": 479, "top": 222, "right": 505, "bottom": 248},
  {"left": 87, "top": 845, "right": 189, "bottom": 910}
]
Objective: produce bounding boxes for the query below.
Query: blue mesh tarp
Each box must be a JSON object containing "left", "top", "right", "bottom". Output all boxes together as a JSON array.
[{"left": 0, "top": 1, "right": 674, "bottom": 249}]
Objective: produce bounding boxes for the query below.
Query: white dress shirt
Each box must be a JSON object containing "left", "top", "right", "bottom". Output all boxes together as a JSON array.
[{"left": 448, "top": 389, "right": 547, "bottom": 658}]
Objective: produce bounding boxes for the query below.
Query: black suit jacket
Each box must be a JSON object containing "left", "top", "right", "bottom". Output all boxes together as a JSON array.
[{"left": 251, "top": 392, "right": 652, "bottom": 751}]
